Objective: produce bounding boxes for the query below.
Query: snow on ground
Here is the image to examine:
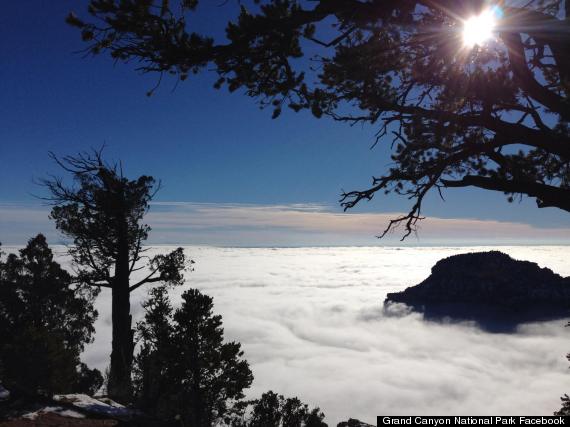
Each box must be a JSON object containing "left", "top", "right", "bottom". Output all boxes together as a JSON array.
[
  {"left": 53, "top": 394, "right": 131, "bottom": 418},
  {"left": 0, "top": 384, "right": 10, "bottom": 400},
  {"left": 22, "top": 406, "right": 85, "bottom": 420}
]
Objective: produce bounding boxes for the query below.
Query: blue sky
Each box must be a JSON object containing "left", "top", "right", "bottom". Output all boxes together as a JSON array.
[{"left": 1, "top": 1, "right": 569, "bottom": 245}]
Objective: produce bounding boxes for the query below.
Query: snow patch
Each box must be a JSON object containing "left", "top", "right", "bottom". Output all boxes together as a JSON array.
[
  {"left": 54, "top": 394, "right": 132, "bottom": 417},
  {"left": 22, "top": 406, "right": 85, "bottom": 420},
  {"left": 0, "top": 384, "right": 10, "bottom": 400}
]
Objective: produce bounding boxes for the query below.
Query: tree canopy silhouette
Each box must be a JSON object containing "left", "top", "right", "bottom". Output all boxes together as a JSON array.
[
  {"left": 68, "top": 0, "right": 570, "bottom": 238},
  {"left": 0, "top": 234, "right": 101, "bottom": 395},
  {"left": 42, "top": 148, "right": 190, "bottom": 403},
  {"left": 134, "top": 286, "right": 254, "bottom": 426},
  {"left": 231, "top": 390, "right": 327, "bottom": 427},
  {"left": 133, "top": 286, "right": 328, "bottom": 427}
]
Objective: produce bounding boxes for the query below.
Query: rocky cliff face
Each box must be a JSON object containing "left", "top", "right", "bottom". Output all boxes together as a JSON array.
[{"left": 385, "top": 251, "right": 570, "bottom": 331}]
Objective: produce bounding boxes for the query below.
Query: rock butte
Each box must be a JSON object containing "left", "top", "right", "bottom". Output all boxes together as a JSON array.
[{"left": 385, "top": 251, "right": 570, "bottom": 332}]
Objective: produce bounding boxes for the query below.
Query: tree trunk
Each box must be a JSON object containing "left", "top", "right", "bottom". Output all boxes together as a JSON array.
[{"left": 107, "top": 236, "right": 133, "bottom": 403}]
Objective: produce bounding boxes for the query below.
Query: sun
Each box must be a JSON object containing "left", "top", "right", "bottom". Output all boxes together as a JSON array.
[{"left": 462, "top": 8, "right": 497, "bottom": 47}]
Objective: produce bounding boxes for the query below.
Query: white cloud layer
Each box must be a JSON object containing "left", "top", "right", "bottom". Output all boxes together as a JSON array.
[
  {"left": 59, "top": 246, "right": 570, "bottom": 425},
  {"left": 3, "top": 202, "right": 570, "bottom": 245}
]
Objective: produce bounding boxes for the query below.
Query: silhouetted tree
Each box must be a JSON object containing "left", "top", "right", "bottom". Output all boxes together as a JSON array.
[
  {"left": 336, "top": 420, "right": 373, "bottom": 427},
  {"left": 42, "top": 149, "right": 190, "bottom": 403},
  {"left": 69, "top": 0, "right": 570, "bottom": 238},
  {"left": 133, "top": 286, "right": 253, "bottom": 426},
  {"left": 132, "top": 286, "right": 176, "bottom": 419},
  {"left": 555, "top": 394, "right": 570, "bottom": 416},
  {"left": 0, "top": 234, "right": 101, "bottom": 395},
  {"left": 229, "top": 390, "right": 327, "bottom": 427}
]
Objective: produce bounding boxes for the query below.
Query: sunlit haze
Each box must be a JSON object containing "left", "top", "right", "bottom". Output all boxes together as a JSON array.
[{"left": 463, "top": 8, "right": 497, "bottom": 47}]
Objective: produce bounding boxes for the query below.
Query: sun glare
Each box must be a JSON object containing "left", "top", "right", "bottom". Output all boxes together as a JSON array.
[{"left": 462, "top": 9, "right": 497, "bottom": 47}]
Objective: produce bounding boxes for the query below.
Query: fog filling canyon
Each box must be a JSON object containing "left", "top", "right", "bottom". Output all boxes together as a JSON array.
[{"left": 42, "top": 246, "right": 570, "bottom": 424}]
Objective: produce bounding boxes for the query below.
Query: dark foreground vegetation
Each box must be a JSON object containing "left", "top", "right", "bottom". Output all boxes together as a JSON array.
[
  {"left": 0, "top": 233, "right": 332, "bottom": 426},
  {"left": 0, "top": 235, "right": 102, "bottom": 396},
  {"left": 0, "top": 151, "right": 335, "bottom": 426}
]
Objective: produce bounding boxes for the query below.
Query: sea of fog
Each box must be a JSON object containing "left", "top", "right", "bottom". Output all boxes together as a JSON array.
[{"left": 42, "top": 246, "right": 570, "bottom": 424}]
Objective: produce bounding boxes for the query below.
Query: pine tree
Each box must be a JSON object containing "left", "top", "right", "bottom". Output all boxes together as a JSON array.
[
  {"left": 43, "top": 149, "right": 189, "bottom": 403},
  {"left": 133, "top": 286, "right": 176, "bottom": 419},
  {"left": 0, "top": 234, "right": 101, "bottom": 395},
  {"left": 134, "top": 287, "right": 253, "bottom": 426},
  {"left": 233, "top": 391, "right": 327, "bottom": 427}
]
